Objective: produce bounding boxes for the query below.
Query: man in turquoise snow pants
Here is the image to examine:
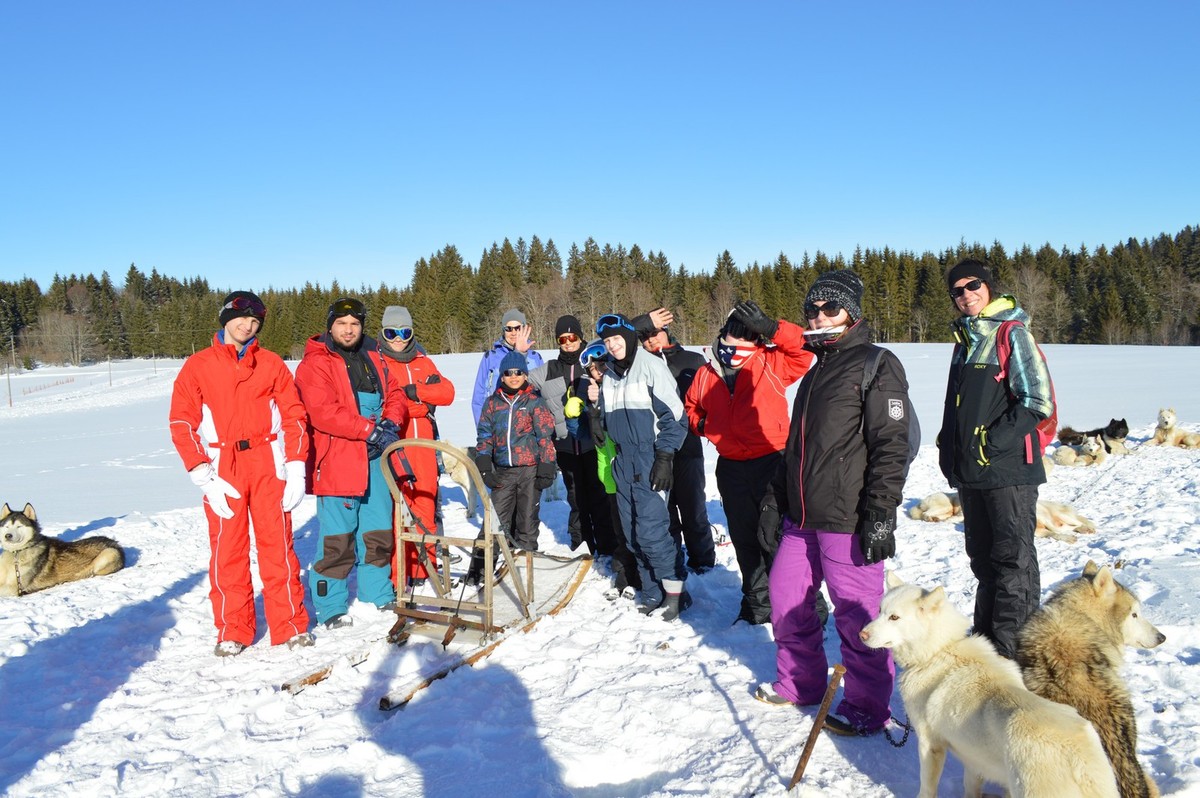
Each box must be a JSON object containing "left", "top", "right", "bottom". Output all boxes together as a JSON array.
[{"left": 295, "top": 297, "right": 409, "bottom": 629}]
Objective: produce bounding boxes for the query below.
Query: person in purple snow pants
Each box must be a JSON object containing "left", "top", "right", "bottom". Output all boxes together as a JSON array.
[{"left": 753, "top": 270, "right": 914, "bottom": 737}]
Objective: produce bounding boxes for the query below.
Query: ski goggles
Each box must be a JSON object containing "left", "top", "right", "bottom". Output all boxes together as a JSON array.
[
  {"left": 382, "top": 326, "right": 414, "bottom": 343},
  {"left": 222, "top": 295, "right": 267, "bottom": 319},
  {"left": 557, "top": 333, "right": 580, "bottom": 345},
  {"left": 580, "top": 341, "right": 608, "bottom": 369},
  {"left": 949, "top": 278, "right": 984, "bottom": 298},
  {"left": 595, "top": 313, "right": 634, "bottom": 338},
  {"left": 803, "top": 301, "right": 843, "bottom": 320},
  {"left": 502, "top": 368, "right": 526, "bottom": 377},
  {"left": 329, "top": 297, "right": 367, "bottom": 322}
]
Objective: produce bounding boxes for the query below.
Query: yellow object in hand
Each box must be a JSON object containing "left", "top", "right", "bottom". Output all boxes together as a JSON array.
[{"left": 564, "top": 395, "right": 585, "bottom": 418}]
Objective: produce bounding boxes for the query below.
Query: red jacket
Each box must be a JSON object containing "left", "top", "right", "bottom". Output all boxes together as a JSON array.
[
  {"left": 380, "top": 347, "right": 455, "bottom": 441},
  {"left": 294, "top": 334, "right": 408, "bottom": 497},
  {"left": 169, "top": 334, "right": 309, "bottom": 479},
  {"left": 685, "top": 319, "right": 814, "bottom": 461}
]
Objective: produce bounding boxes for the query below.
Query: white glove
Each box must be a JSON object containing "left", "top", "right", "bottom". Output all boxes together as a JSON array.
[
  {"left": 281, "top": 460, "right": 307, "bottom": 512},
  {"left": 189, "top": 463, "right": 241, "bottom": 520}
]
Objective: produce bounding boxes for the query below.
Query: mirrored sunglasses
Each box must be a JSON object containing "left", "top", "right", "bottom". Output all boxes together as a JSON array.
[
  {"left": 382, "top": 326, "right": 414, "bottom": 343},
  {"left": 803, "top": 301, "right": 843, "bottom": 320},
  {"left": 949, "top": 278, "right": 984, "bottom": 298},
  {"left": 503, "top": 324, "right": 523, "bottom": 333},
  {"left": 502, "top": 368, "right": 526, "bottom": 377},
  {"left": 557, "top": 333, "right": 580, "bottom": 345},
  {"left": 223, "top": 296, "right": 267, "bottom": 319}
]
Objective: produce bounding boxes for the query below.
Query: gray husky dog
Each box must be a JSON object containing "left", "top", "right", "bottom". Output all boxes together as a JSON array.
[{"left": 0, "top": 503, "right": 125, "bottom": 596}]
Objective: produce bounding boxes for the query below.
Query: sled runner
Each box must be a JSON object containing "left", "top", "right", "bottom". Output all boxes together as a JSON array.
[{"left": 281, "top": 439, "right": 591, "bottom": 699}]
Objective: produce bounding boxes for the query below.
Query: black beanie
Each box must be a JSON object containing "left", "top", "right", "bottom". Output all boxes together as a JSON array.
[
  {"left": 327, "top": 297, "right": 367, "bottom": 330},
  {"left": 805, "top": 270, "right": 864, "bottom": 322},
  {"left": 218, "top": 291, "right": 266, "bottom": 328},
  {"left": 555, "top": 315, "right": 583, "bottom": 337},
  {"left": 945, "top": 259, "right": 995, "bottom": 293},
  {"left": 721, "top": 314, "right": 753, "bottom": 341}
]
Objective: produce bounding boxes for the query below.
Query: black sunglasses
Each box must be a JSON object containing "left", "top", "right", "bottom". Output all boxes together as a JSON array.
[
  {"left": 803, "top": 302, "right": 842, "bottom": 320},
  {"left": 502, "top": 368, "right": 526, "bottom": 377},
  {"left": 950, "top": 278, "right": 984, "bottom": 298},
  {"left": 503, "top": 324, "right": 523, "bottom": 333}
]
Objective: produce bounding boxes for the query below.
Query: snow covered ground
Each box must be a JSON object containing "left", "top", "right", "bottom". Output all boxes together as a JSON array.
[{"left": 2, "top": 343, "right": 1199, "bottom": 797}]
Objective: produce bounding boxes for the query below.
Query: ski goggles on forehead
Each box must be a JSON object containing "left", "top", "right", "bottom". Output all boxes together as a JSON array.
[
  {"left": 381, "top": 326, "right": 414, "bottom": 343},
  {"left": 949, "top": 278, "right": 984, "bottom": 298},
  {"left": 330, "top": 297, "right": 366, "bottom": 318},
  {"left": 803, "top": 301, "right": 842, "bottom": 319},
  {"left": 223, "top": 295, "right": 267, "bottom": 318},
  {"left": 595, "top": 314, "right": 634, "bottom": 337}
]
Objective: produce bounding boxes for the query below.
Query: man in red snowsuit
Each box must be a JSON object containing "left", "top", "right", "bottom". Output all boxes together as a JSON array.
[
  {"left": 169, "top": 291, "right": 312, "bottom": 657},
  {"left": 378, "top": 305, "right": 456, "bottom": 587}
]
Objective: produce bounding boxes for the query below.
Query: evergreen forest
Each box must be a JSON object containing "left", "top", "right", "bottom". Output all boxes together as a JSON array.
[{"left": 3, "top": 225, "right": 1198, "bottom": 367}]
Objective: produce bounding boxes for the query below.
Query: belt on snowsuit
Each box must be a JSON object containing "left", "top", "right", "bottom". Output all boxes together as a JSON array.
[{"left": 208, "top": 433, "right": 278, "bottom": 451}]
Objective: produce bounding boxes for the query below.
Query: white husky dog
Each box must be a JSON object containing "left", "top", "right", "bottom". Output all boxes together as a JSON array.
[{"left": 860, "top": 573, "right": 1118, "bottom": 798}]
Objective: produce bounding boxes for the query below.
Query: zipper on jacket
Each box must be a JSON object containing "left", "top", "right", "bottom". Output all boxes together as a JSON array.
[{"left": 796, "top": 351, "right": 830, "bottom": 527}]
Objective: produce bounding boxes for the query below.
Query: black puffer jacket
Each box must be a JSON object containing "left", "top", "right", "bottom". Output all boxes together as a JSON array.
[
  {"left": 647, "top": 344, "right": 705, "bottom": 459},
  {"left": 779, "top": 322, "right": 912, "bottom": 534}
]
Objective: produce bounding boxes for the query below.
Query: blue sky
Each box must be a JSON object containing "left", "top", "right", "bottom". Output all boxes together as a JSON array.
[{"left": 2, "top": 2, "right": 1197, "bottom": 292}]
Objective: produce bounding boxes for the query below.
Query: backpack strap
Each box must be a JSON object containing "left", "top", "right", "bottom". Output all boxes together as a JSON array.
[
  {"left": 994, "top": 319, "right": 1020, "bottom": 384},
  {"left": 859, "top": 346, "right": 885, "bottom": 434}
]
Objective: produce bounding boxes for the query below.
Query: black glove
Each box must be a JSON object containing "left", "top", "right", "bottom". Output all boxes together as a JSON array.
[
  {"left": 732, "top": 299, "right": 779, "bottom": 341},
  {"left": 365, "top": 420, "right": 400, "bottom": 459},
  {"left": 425, "top": 374, "right": 441, "bottom": 384},
  {"left": 649, "top": 450, "right": 674, "bottom": 492},
  {"left": 534, "top": 462, "right": 557, "bottom": 491},
  {"left": 858, "top": 505, "right": 897, "bottom": 564},
  {"left": 403, "top": 384, "right": 419, "bottom": 402},
  {"left": 475, "top": 453, "right": 501, "bottom": 489},
  {"left": 757, "top": 492, "right": 782, "bottom": 556}
]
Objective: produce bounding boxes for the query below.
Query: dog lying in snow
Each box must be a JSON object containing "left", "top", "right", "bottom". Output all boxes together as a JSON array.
[
  {"left": 1058, "top": 418, "right": 1130, "bottom": 455},
  {"left": 908, "top": 492, "right": 1096, "bottom": 543}
]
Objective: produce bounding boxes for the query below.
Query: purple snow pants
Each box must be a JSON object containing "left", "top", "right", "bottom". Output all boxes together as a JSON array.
[{"left": 768, "top": 519, "right": 893, "bottom": 730}]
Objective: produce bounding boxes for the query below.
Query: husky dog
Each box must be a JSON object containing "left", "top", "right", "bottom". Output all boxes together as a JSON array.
[
  {"left": 1035, "top": 499, "right": 1097, "bottom": 544},
  {"left": 1054, "top": 434, "right": 1108, "bottom": 467},
  {"left": 1017, "top": 561, "right": 1165, "bottom": 798},
  {"left": 442, "top": 444, "right": 481, "bottom": 519},
  {"left": 0, "top": 503, "right": 125, "bottom": 596},
  {"left": 909, "top": 491, "right": 1096, "bottom": 544},
  {"left": 1059, "top": 419, "right": 1130, "bottom": 454},
  {"left": 861, "top": 573, "right": 1119, "bottom": 798},
  {"left": 907, "top": 491, "right": 963, "bottom": 523},
  {"left": 1147, "top": 408, "right": 1184, "bottom": 447}
]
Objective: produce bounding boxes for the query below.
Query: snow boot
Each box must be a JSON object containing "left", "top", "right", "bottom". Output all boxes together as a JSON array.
[
  {"left": 654, "top": 580, "right": 687, "bottom": 621},
  {"left": 214, "top": 640, "right": 246, "bottom": 657}
]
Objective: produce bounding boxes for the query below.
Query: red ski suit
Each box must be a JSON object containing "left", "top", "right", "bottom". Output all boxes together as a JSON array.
[
  {"left": 169, "top": 334, "right": 310, "bottom": 647},
  {"left": 381, "top": 345, "right": 456, "bottom": 583},
  {"left": 684, "top": 320, "right": 815, "bottom": 460}
]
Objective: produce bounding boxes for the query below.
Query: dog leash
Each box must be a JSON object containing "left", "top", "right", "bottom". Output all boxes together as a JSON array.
[{"left": 881, "top": 714, "right": 913, "bottom": 748}]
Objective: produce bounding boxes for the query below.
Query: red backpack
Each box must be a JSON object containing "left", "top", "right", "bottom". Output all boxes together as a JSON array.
[{"left": 994, "top": 319, "right": 1057, "bottom": 464}]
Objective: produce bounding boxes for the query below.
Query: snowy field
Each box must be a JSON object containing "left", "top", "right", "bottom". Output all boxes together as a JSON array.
[{"left": 2, "top": 342, "right": 1199, "bottom": 797}]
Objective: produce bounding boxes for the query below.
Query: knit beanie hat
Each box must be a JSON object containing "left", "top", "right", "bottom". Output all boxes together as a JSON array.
[
  {"left": 501, "top": 308, "right": 527, "bottom": 328},
  {"left": 720, "top": 313, "right": 752, "bottom": 341},
  {"left": 382, "top": 305, "right": 412, "bottom": 329},
  {"left": 218, "top": 291, "right": 266, "bottom": 328},
  {"left": 554, "top": 314, "right": 583, "bottom": 338},
  {"left": 499, "top": 350, "right": 528, "bottom": 374},
  {"left": 327, "top": 297, "right": 367, "bottom": 331},
  {"left": 805, "top": 270, "right": 864, "bottom": 322},
  {"left": 945, "top": 259, "right": 995, "bottom": 294}
]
